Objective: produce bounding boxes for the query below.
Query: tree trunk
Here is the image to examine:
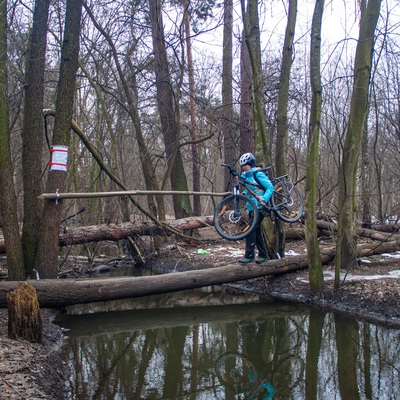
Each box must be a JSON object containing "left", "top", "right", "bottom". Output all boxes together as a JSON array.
[
  {"left": 335, "top": 0, "right": 382, "bottom": 288},
  {"left": 7, "top": 283, "right": 42, "bottom": 343},
  {"left": 275, "top": 0, "right": 297, "bottom": 176},
  {"left": 269, "top": 0, "right": 298, "bottom": 260},
  {"left": 21, "top": 0, "right": 51, "bottom": 276},
  {"left": 361, "top": 101, "right": 372, "bottom": 229},
  {"left": 183, "top": 0, "right": 201, "bottom": 215},
  {"left": 0, "top": 0, "right": 25, "bottom": 280},
  {"left": 306, "top": 0, "right": 325, "bottom": 295},
  {"left": 35, "top": 0, "right": 83, "bottom": 278},
  {"left": 239, "top": 32, "right": 253, "bottom": 153},
  {"left": 148, "top": 0, "right": 193, "bottom": 219},
  {"left": 241, "top": 0, "right": 269, "bottom": 164},
  {"left": 222, "top": 0, "right": 235, "bottom": 188}
]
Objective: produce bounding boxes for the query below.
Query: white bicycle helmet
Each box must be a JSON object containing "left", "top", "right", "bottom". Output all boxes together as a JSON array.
[{"left": 239, "top": 152, "right": 256, "bottom": 166}]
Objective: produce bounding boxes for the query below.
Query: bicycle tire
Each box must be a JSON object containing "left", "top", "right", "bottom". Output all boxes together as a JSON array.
[
  {"left": 215, "top": 352, "right": 257, "bottom": 394},
  {"left": 271, "top": 183, "right": 304, "bottom": 223},
  {"left": 214, "top": 194, "right": 259, "bottom": 240}
]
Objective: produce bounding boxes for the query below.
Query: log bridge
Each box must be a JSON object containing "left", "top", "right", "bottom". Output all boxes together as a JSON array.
[
  {"left": 0, "top": 239, "right": 396, "bottom": 309},
  {"left": 0, "top": 252, "right": 331, "bottom": 308}
]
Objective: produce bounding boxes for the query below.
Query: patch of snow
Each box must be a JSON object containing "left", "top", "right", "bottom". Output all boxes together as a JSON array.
[
  {"left": 381, "top": 251, "right": 400, "bottom": 259},
  {"left": 297, "top": 270, "right": 400, "bottom": 284},
  {"left": 285, "top": 249, "right": 300, "bottom": 256}
]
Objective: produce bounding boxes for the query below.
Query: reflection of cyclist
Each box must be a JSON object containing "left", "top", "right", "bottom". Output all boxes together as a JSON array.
[
  {"left": 216, "top": 351, "right": 275, "bottom": 399},
  {"left": 238, "top": 153, "right": 274, "bottom": 265},
  {"left": 247, "top": 368, "right": 275, "bottom": 400}
]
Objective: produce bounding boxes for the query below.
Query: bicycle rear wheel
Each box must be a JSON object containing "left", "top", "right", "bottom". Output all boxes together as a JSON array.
[
  {"left": 214, "top": 194, "right": 259, "bottom": 240},
  {"left": 271, "top": 183, "right": 304, "bottom": 223}
]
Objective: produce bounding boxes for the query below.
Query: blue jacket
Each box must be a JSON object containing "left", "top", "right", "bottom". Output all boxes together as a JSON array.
[{"left": 241, "top": 167, "right": 274, "bottom": 211}]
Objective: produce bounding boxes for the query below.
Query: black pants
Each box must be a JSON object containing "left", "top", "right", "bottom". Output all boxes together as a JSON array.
[{"left": 245, "top": 210, "right": 268, "bottom": 259}]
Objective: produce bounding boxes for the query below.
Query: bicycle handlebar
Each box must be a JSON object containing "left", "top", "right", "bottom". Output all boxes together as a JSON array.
[
  {"left": 221, "top": 163, "right": 273, "bottom": 175},
  {"left": 221, "top": 163, "right": 239, "bottom": 176}
]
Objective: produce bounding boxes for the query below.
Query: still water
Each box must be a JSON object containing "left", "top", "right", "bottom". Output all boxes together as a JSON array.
[{"left": 55, "top": 294, "right": 400, "bottom": 400}]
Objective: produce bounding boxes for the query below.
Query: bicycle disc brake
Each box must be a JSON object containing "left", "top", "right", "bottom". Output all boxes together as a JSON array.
[{"left": 228, "top": 210, "right": 242, "bottom": 224}]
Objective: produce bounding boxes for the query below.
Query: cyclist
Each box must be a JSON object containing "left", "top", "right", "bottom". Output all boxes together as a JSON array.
[{"left": 238, "top": 153, "right": 274, "bottom": 265}]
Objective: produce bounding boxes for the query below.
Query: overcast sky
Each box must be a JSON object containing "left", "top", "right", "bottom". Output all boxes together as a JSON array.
[{"left": 189, "top": 0, "right": 399, "bottom": 63}]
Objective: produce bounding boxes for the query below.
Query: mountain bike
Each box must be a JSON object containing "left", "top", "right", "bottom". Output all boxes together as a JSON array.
[{"left": 213, "top": 164, "right": 304, "bottom": 241}]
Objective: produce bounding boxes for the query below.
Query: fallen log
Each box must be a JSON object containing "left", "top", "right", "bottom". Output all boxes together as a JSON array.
[
  {"left": 371, "top": 223, "right": 400, "bottom": 233},
  {"left": 0, "top": 216, "right": 215, "bottom": 254},
  {"left": 317, "top": 220, "right": 400, "bottom": 243},
  {"left": 58, "top": 216, "right": 215, "bottom": 246},
  {"left": 0, "top": 252, "right": 332, "bottom": 308},
  {"left": 0, "top": 239, "right": 398, "bottom": 308}
]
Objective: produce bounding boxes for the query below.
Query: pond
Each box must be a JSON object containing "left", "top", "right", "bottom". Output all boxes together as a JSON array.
[{"left": 55, "top": 290, "right": 400, "bottom": 399}]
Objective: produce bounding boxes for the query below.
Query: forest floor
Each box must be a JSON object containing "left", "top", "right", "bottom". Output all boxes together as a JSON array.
[{"left": 1, "top": 227, "right": 400, "bottom": 399}]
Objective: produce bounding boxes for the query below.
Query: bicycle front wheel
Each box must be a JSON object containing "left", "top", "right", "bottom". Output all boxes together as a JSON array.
[
  {"left": 213, "top": 194, "right": 259, "bottom": 240},
  {"left": 272, "top": 183, "right": 304, "bottom": 223}
]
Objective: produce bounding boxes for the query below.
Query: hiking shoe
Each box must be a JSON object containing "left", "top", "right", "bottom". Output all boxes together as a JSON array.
[
  {"left": 239, "top": 257, "right": 255, "bottom": 264},
  {"left": 256, "top": 257, "right": 268, "bottom": 264}
]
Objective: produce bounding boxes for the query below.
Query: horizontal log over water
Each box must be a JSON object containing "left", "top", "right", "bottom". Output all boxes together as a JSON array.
[
  {"left": 0, "top": 241, "right": 397, "bottom": 308},
  {"left": 38, "top": 190, "right": 231, "bottom": 200},
  {"left": 0, "top": 253, "right": 334, "bottom": 308}
]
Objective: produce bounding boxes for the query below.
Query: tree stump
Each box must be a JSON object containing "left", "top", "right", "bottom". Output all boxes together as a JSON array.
[{"left": 7, "top": 282, "right": 42, "bottom": 343}]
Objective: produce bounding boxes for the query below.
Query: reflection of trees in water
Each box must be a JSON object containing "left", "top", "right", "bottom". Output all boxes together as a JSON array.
[
  {"left": 305, "top": 310, "right": 325, "bottom": 399},
  {"left": 162, "top": 326, "right": 189, "bottom": 398},
  {"left": 335, "top": 314, "right": 360, "bottom": 400},
  {"left": 61, "top": 307, "right": 400, "bottom": 399}
]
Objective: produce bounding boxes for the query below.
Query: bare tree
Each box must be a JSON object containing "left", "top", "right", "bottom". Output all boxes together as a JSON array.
[
  {"left": 275, "top": 0, "right": 297, "bottom": 177},
  {"left": 0, "top": 0, "right": 24, "bottom": 280},
  {"left": 239, "top": 34, "right": 253, "bottom": 154},
  {"left": 183, "top": 0, "right": 201, "bottom": 215},
  {"left": 35, "top": 0, "right": 83, "bottom": 278},
  {"left": 335, "top": 0, "right": 382, "bottom": 287},
  {"left": 240, "top": 0, "right": 270, "bottom": 165},
  {"left": 305, "top": 0, "right": 325, "bottom": 295},
  {"left": 148, "top": 0, "right": 192, "bottom": 218},
  {"left": 21, "top": 0, "right": 51, "bottom": 276},
  {"left": 222, "top": 0, "right": 235, "bottom": 187}
]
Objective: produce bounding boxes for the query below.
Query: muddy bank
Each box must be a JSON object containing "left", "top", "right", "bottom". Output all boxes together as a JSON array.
[{"left": 0, "top": 309, "right": 67, "bottom": 399}]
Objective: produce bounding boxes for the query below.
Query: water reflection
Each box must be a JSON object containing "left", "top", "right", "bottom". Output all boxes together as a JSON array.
[{"left": 56, "top": 302, "right": 400, "bottom": 399}]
